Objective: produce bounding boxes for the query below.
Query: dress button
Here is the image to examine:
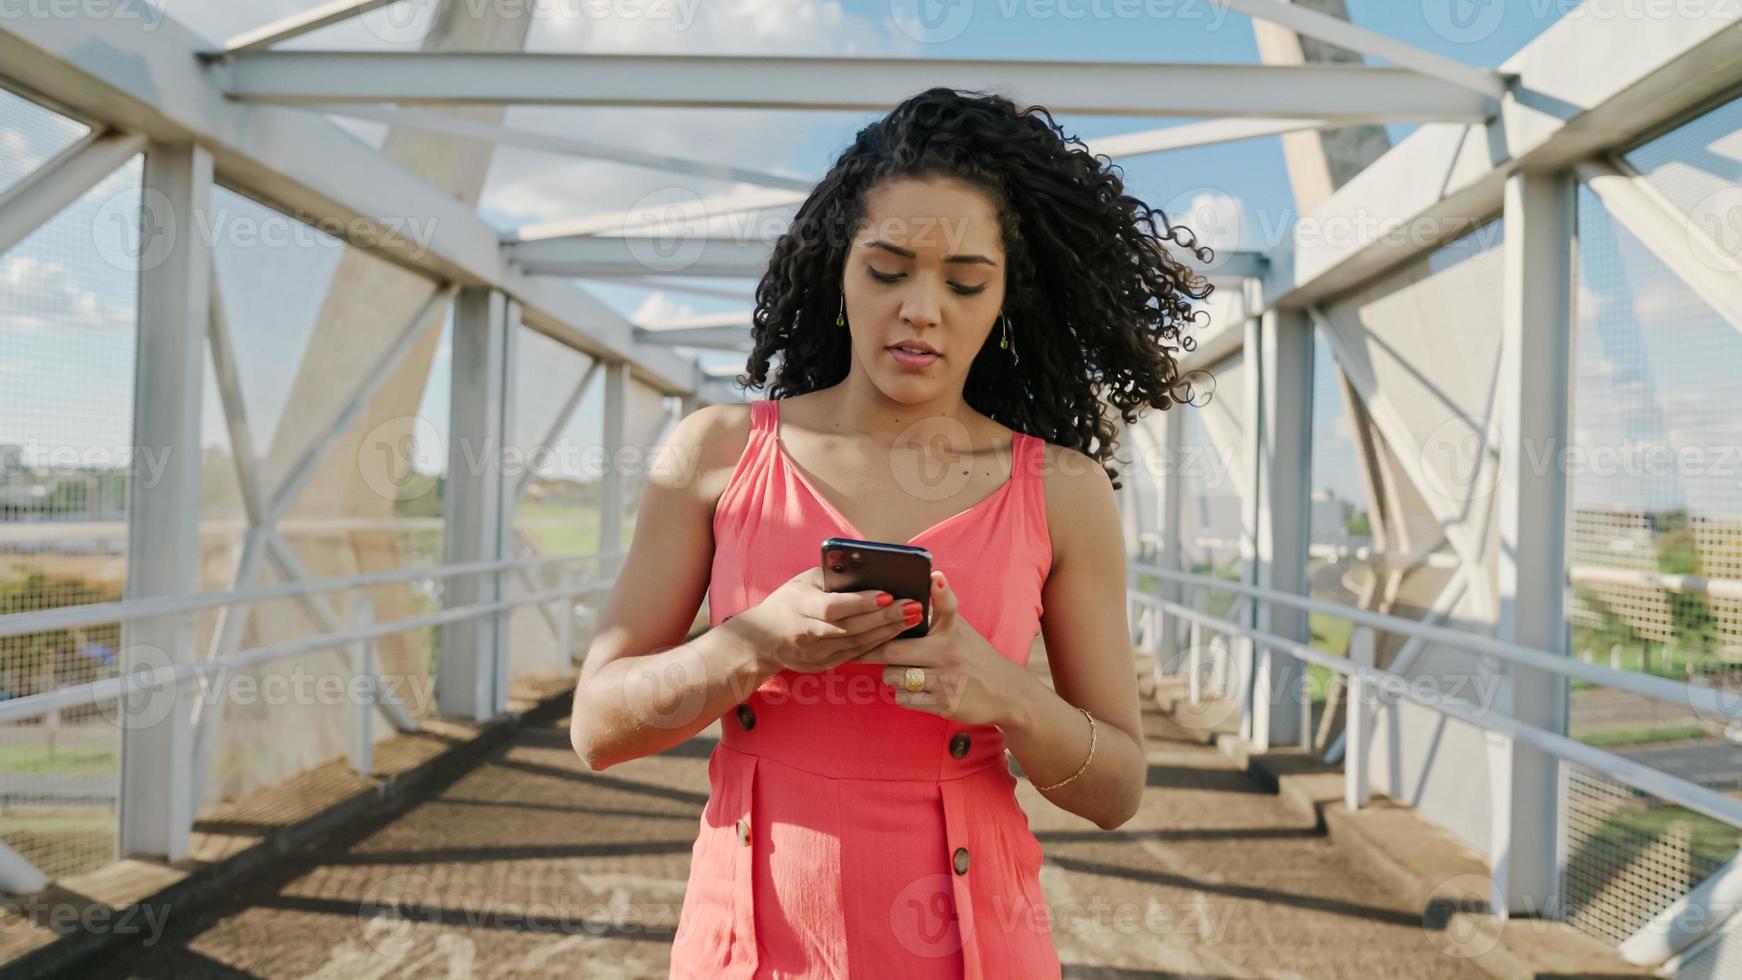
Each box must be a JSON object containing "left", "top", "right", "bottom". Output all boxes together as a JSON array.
[
  {"left": 952, "top": 847, "right": 970, "bottom": 875},
  {"left": 736, "top": 818, "right": 751, "bottom": 846},
  {"left": 735, "top": 704, "right": 756, "bottom": 730},
  {"left": 949, "top": 731, "right": 971, "bottom": 759}
]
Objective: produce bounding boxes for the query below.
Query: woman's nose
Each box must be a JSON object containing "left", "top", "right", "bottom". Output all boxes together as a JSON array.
[{"left": 899, "top": 281, "right": 943, "bottom": 329}]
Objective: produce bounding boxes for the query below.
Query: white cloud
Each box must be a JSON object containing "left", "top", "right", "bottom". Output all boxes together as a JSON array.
[
  {"left": 0, "top": 256, "right": 133, "bottom": 333},
  {"left": 630, "top": 291, "right": 697, "bottom": 324},
  {"left": 0, "top": 128, "right": 37, "bottom": 172}
]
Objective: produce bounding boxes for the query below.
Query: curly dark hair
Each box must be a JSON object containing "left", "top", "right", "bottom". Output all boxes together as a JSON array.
[{"left": 737, "top": 86, "right": 1215, "bottom": 490}]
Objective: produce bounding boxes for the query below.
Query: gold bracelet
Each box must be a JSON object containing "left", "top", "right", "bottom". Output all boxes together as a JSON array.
[{"left": 1033, "top": 706, "right": 1096, "bottom": 792}]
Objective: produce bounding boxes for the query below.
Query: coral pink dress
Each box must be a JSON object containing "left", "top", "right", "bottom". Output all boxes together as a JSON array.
[{"left": 670, "top": 398, "right": 1061, "bottom": 979}]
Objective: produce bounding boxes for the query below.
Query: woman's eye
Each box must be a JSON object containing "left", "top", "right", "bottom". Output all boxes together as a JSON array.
[{"left": 866, "top": 267, "right": 986, "bottom": 296}]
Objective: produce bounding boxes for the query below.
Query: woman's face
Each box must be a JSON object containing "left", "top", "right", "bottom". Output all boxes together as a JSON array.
[{"left": 842, "top": 177, "right": 1007, "bottom": 402}]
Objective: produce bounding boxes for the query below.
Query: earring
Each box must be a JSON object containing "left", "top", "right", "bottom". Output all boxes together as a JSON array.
[
  {"left": 837, "top": 294, "right": 845, "bottom": 328},
  {"left": 1000, "top": 314, "right": 1019, "bottom": 365}
]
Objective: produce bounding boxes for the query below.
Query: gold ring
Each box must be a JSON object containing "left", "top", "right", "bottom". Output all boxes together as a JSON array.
[{"left": 903, "top": 666, "right": 927, "bottom": 693}]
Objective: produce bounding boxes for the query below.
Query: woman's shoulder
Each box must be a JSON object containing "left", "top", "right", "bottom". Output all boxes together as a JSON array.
[
  {"left": 658, "top": 401, "right": 758, "bottom": 506},
  {"left": 1034, "top": 439, "right": 1116, "bottom": 571}
]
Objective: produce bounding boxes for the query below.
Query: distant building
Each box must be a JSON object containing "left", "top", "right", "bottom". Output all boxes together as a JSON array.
[{"left": 1310, "top": 488, "right": 1357, "bottom": 547}]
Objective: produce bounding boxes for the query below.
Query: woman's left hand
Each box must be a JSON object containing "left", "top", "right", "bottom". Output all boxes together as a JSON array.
[{"left": 850, "top": 570, "right": 1035, "bottom": 728}]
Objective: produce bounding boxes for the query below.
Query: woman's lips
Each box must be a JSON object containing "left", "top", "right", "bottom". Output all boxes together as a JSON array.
[{"left": 887, "top": 346, "right": 939, "bottom": 369}]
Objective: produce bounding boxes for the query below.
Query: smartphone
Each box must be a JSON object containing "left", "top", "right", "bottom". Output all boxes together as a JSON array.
[{"left": 820, "top": 537, "right": 932, "bottom": 640}]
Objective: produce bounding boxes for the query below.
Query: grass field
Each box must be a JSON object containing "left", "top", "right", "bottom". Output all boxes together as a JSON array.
[{"left": 0, "top": 743, "right": 119, "bottom": 775}]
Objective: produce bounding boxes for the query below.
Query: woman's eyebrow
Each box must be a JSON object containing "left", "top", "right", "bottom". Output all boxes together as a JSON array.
[{"left": 866, "top": 239, "right": 999, "bottom": 267}]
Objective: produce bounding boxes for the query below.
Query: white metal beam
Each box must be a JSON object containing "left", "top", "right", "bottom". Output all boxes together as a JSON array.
[
  {"left": 0, "top": 129, "right": 144, "bottom": 256},
  {"left": 509, "top": 187, "right": 806, "bottom": 243},
  {"left": 441, "top": 287, "right": 515, "bottom": 721},
  {"left": 517, "top": 234, "right": 1269, "bottom": 283},
  {"left": 1209, "top": 0, "right": 1507, "bottom": 98},
  {"left": 1491, "top": 169, "right": 1575, "bottom": 919},
  {"left": 582, "top": 276, "right": 757, "bottom": 302},
  {"left": 635, "top": 325, "right": 755, "bottom": 351},
  {"left": 599, "top": 362, "right": 628, "bottom": 563},
  {"left": 216, "top": 0, "right": 404, "bottom": 57},
  {"left": 217, "top": 51, "right": 1497, "bottom": 122},
  {"left": 635, "top": 311, "right": 753, "bottom": 332},
  {"left": 1089, "top": 118, "right": 1330, "bottom": 157},
  {"left": 1252, "top": 304, "right": 1312, "bottom": 751},
  {"left": 512, "top": 234, "right": 774, "bottom": 279},
  {"left": 306, "top": 103, "right": 814, "bottom": 192},
  {"left": 119, "top": 141, "right": 212, "bottom": 863}
]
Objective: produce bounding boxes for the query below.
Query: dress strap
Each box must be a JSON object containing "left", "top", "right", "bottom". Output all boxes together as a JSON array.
[
  {"left": 750, "top": 398, "right": 777, "bottom": 434},
  {"left": 1013, "top": 430, "right": 1043, "bottom": 486}
]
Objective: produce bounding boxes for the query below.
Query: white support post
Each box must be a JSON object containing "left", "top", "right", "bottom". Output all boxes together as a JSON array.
[
  {"left": 1345, "top": 625, "right": 1375, "bottom": 810},
  {"left": 493, "top": 299, "right": 520, "bottom": 717},
  {"left": 0, "top": 841, "right": 49, "bottom": 896},
  {"left": 119, "top": 142, "right": 212, "bottom": 862},
  {"left": 599, "top": 360, "right": 629, "bottom": 568},
  {"left": 1255, "top": 305, "right": 1313, "bottom": 748},
  {"left": 348, "top": 594, "right": 376, "bottom": 776},
  {"left": 556, "top": 569, "right": 576, "bottom": 664},
  {"left": 1156, "top": 406, "right": 1185, "bottom": 677},
  {"left": 1187, "top": 588, "right": 1206, "bottom": 705},
  {"left": 1485, "top": 727, "right": 1515, "bottom": 919},
  {"left": 440, "top": 287, "right": 514, "bottom": 721},
  {"left": 1238, "top": 296, "right": 1263, "bottom": 742},
  {"left": 1494, "top": 169, "right": 1575, "bottom": 919}
]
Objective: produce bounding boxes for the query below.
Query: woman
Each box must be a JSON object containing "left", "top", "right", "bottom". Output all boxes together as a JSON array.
[{"left": 569, "top": 87, "right": 1212, "bottom": 979}]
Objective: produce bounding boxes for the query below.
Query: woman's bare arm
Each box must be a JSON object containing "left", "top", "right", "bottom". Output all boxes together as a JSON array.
[
  {"left": 999, "top": 445, "right": 1147, "bottom": 830},
  {"left": 568, "top": 403, "right": 778, "bottom": 771}
]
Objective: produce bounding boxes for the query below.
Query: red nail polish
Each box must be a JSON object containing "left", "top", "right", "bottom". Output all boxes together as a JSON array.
[{"left": 876, "top": 593, "right": 894, "bottom": 607}]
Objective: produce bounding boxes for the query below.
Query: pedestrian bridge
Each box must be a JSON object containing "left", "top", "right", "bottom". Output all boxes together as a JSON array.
[{"left": 2, "top": 2, "right": 1742, "bottom": 978}]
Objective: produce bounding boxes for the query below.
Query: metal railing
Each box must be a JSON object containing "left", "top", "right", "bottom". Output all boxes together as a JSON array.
[
  {"left": 1127, "top": 561, "right": 1742, "bottom": 966},
  {"left": 0, "top": 550, "right": 623, "bottom": 892}
]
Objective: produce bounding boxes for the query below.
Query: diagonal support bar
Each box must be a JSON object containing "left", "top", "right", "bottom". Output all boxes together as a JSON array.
[
  {"left": 305, "top": 104, "right": 814, "bottom": 192},
  {"left": 0, "top": 129, "right": 145, "bottom": 256},
  {"left": 215, "top": 0, "right": 406, "bottom": 58},
  {"left": 1209, "top": 0, "right": 1507, "bottom": 98},
  {"left": 267, "top": 283, "right": 455, "bottom": 522}
]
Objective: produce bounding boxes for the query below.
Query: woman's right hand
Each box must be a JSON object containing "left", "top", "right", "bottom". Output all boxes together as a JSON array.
[{"left": 723, "top": 566, "right": 924, "bottom": 675}]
